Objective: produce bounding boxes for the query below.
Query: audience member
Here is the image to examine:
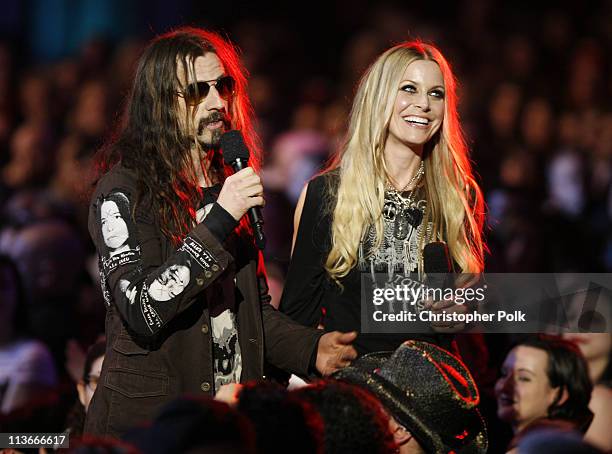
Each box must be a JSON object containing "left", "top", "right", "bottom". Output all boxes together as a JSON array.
[
  {"left": 0, "top": 254, "right": 58, "bottom": 414},
  {"left": 65, "top": 339, "right": 106, "bottom": 437},
  {"left": 123, "top": 396, "right": 257, "bottom": 454},
  {"left": 292, "top": 380, "right": 396, "bottom": 454},
  {"left": 563, "top": 333, "right": 612, "bottom": 451},
  {"left": 236, "top": 381, "right": 324, "bottom": 454},
  {"left": 495, "top": 336, "right": 594, "bottom": 451}
]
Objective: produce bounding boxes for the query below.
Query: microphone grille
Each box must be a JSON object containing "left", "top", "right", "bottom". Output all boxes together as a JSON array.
[
  {"left": 220, "top": 130, "right": 250, "bottom": 164},
  {"left": 423, "top": 241, "right": 452, "bottom": 274}
]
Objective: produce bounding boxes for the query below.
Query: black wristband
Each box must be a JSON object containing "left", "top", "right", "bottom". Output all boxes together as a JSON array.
[
  {"left": 308, "top": 337, "right": 321, "bottom": 376},
  {"left": 205, "top": 203, "right": 238, "bottom": 243}
]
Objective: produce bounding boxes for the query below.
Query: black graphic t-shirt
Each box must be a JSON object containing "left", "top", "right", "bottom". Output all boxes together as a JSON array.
[{"left": 359, "top": 190, "right": 433, "bottom": 277}]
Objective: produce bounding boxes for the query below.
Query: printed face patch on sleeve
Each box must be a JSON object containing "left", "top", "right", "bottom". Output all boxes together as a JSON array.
[
  {"left": 147, "top": 261, "right": 191, "bottom": 302},
  {"left": 178, "top": 236, "right": 219, "bottom": 271},
  {"left": 96, "top": 191, "right": 141, "bottom": 273}
]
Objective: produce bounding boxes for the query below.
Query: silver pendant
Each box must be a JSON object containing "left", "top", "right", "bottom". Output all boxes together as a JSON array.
[{"left": 393, "top": 211, "right": 410, "bottom": 240}]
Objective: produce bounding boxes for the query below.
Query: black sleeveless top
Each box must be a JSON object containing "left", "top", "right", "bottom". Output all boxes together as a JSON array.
[{"left": 279, "top": 172, "right": 453, "bottom": 356}]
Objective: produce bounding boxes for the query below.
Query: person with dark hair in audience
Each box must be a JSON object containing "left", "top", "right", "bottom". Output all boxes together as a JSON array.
[
  {"left": 64, "top": 339, "right": 106, "bottom": 437},
  {"left": 2, "top": 121, "right": 56, "bottom": 192},
  {"left": 0, "top": 254, "right": 58, "bottom": 415},
  {"left": 292, "top": 380, "right": 397, "bottom": 454},
  {"left": 334, "top": 339, "right": 488, "bottom": 453},
  {"left": 235, "top": 381, "right": 324, "bottom": 454},
  {"left": 495, "top": 335, "right": 594, "bottom": 452},
  {"left": 2, "top": 219, "right": 85, "bottom": 370},
  {"left": 563, "top": 333, "right": 612, "bottom": 451},
  {"left": 123, "top": 395, "right": 257, "bottom": 454}
]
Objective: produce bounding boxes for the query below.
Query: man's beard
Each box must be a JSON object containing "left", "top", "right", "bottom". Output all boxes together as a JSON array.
[
  {"left": 196, "top": 112, "right": 227, "bottom": 148},
  {"left": 198, "top": 128, "right": 222, "bottom": 148}
]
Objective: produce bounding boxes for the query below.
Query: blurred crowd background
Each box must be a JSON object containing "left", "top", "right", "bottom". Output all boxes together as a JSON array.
[{"left": 0, "top": 0, "right": 610, "bottom": 452}]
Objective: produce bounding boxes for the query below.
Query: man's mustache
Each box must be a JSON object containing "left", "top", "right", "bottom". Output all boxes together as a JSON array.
[{"left": 197, "top": 113, "right": 229, "bottom": 135}]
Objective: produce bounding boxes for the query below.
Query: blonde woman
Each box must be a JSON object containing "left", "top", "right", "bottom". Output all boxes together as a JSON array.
[{"left": 280, "top": 41, "right": 485, "bottom": 355}]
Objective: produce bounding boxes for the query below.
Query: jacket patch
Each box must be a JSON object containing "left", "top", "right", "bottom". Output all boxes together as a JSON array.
[
  {"left": 97, "top": 191, "right": 141, "bottom": 273},
  {"left": 146, "top": 260, "right": 191, "bottom": 302},
  {"left": 139, "top": 286, "right": 164, "bottom": 333},
  {"left": 99, "top": 258, "right": 112, "bottom": 306},
  {"left": 178, "top": 236, "right": 218, "bottom": 270}
]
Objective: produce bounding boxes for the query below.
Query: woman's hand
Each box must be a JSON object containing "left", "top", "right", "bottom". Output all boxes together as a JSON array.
[{"left": 424, "top": 296, "right": 469, "bottom": 333}]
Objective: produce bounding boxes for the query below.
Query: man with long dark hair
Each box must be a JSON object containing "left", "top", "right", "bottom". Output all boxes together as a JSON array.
[{"left": 86, "top": 27, "right": 356, "bottom": 437}]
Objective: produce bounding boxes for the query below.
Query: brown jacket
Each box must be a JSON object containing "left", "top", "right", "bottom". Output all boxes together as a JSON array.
[{"left": 84, "top": 165, "right": 322, "bottom": 437}]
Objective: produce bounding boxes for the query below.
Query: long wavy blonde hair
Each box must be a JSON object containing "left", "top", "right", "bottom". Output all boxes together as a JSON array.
[{"left": 324, "top": 41, "right": 485, "bottom": 282}]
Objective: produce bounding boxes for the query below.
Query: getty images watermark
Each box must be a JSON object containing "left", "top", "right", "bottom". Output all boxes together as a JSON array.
[
  {"left": 371, "top": 283, "right": 524, "bottom": 323},
  {"left": 361, "top": 273, "right": 612, "bottom": 334}
]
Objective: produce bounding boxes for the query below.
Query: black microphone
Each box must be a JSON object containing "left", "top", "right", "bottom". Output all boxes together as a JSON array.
[
  {"left": 220, "top": 130, "right": 266, "bottom": 250},
  {"left": 423, "top": 241, "right": 453, "bottom": 290}
]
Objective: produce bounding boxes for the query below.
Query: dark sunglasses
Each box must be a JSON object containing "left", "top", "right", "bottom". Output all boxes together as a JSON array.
[{"left": 178, "top": 76, "right": 235, "bottom": 106}]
